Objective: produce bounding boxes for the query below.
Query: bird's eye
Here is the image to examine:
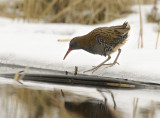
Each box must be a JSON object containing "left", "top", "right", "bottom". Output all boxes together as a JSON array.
[{"left": 70, "top": 40, "right": 78, "bottom": 49}]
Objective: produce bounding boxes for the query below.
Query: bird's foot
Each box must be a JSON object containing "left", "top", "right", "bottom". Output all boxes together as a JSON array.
[
  {"left": 84, "top": 62, "right": 119, "bottom": 73},
  {"left": 84, "top": 55, "right": 111, "bottom": 73},
  {"left": 104, "top": 62, "right": 120, "bottom": 68},
  {"left": 83, "top": 65, "right": 101, "bottom": 73},
  {"left": 92, "top": 62, "right": 119, "bottom": 68}
]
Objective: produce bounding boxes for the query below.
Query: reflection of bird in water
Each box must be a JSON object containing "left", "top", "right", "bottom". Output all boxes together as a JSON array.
[
  {"left": 63, "top": 22, "right": 130, "bottom": 73},
  {"left": 65, "top": 100, "right": 121, "bottom": 118}
]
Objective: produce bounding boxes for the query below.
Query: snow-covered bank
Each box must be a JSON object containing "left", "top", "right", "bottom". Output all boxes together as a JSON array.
[{"left": 0, "top": 5, "right": 159, "bottom": 83}]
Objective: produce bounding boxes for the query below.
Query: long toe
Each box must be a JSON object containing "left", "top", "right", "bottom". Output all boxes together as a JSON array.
[
  {"left": 103, "top": 62, "right": 119, "bottom": 66},
  {"left": 84, "top": 55, "right": 111, "bottom": 73},
  {"left": 83, "top": 68, "right": 96, "bottom": 73},
  {"left": 83, "top": 66, "right": 100, "bottom": 73},
  {"left": 104, "top": 62, "right": 120, "bottom": 68}
]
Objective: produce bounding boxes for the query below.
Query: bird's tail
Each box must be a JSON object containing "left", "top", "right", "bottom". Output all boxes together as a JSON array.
[{"left": 122, "top": 21, "right": 130, "bottom": 30}]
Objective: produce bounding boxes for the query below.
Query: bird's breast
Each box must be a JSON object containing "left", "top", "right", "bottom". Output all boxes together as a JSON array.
[{"left": 82, "top": 41, "right": 113, "bottom": 56}]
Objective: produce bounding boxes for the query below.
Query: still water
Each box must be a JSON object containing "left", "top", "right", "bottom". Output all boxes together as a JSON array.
[
  {"left": 0, "top": 84, "right": 160, "bottom": 118},
  {"left": 0, "top": 63, "right": 159, "bottom": 118}
]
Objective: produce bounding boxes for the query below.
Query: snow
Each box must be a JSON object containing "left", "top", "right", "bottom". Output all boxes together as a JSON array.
[
  {"left": 0, "top": 5, "right": 160, "bottom": 118},
  {"left": 0, "top": 5, "right": 159, "bottom": 83},
  {"left": 0, "top": 4, "right": 160, "bottom": 118}
]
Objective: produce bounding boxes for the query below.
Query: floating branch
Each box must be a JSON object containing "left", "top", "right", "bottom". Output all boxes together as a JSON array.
[{"left": 58, "top": 39, "right": 71, "bottom": 42}]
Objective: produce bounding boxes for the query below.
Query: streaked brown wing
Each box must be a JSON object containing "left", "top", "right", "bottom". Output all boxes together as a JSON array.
[
  {"left": 88, "top": 22, "right": 130, "bottom": 47},
  {"left": 90, "top": 27, "right": 124, "bottom": 47}
]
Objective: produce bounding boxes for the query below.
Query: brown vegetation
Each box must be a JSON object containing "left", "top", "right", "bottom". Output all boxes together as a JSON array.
[
  {"left": 0, "top": 84, "right": 122, "bottom": 118},
  {"left": 0, "top": 0, "right": 133, "bottom": 24}
]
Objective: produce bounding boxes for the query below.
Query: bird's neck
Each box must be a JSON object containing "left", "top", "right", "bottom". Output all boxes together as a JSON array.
[{"left": 76, "top": 35, "right": 91, "bottom": 50}]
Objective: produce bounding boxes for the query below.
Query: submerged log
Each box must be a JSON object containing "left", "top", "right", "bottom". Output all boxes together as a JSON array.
[{"left": 1, "top": 72, "right": 160, "bottom": 89}]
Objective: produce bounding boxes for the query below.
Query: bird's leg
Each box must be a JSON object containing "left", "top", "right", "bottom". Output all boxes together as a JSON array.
[
  {"left": 84, "top": 55, "right": 111, "bottom": 73},
  {"left": 104, "top": 49, "right": 121, "bottom": 67}
]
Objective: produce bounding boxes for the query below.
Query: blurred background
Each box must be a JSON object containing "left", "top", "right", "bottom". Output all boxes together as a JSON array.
[{"left": 0, "top": 0, "right": 157, "bottom": 24}]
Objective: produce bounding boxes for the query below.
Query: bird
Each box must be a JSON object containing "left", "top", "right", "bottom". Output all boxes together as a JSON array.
[{"left": 63, "top": 22, "right": 130, "bottom": 73}]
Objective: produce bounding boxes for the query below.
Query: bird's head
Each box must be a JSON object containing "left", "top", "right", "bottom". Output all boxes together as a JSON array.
[{"left": 63, "top": 37, "right": 80, "bottom": 60}]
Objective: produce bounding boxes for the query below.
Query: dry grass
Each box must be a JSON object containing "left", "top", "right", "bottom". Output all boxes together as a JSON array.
[
  {"left": 0, "top": 85, "right": 74, "bottom": 118},
  {"left": 146, "top": 0, "right": 160, "bottom": 49},
  {"left": 147, "top": 0, "right": 158, "bottom": 23},
  {"left": 147, "top": 14, "right": 156, "bottom": 23},
  {"left": 0, "top": 0, "right": 133, "bottom": 24},
  {"left": 151, "top": 100, "right": 154, "bottom": 118},
  {"left": 138, "top": 0, "right": 143, "bottom": 48},
  {"left": 0, "top": 84, "right": 123, "bottom": 118},
  {"left": 155, "top": 21, "right": 160, "bottom": 49},
  {"left": 58, "top": 39, "right": 71, "bottom": 42},
  {"left": 0, "top": 84, "right": 160, "bottom": 118},
  {"left": 133, "top": 98, "right": 139, "bottom": 118}
]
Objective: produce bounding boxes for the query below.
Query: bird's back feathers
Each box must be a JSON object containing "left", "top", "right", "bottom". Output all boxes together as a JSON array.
[{"left": 73, "top": 22, "right": 130, "bottom": 56}]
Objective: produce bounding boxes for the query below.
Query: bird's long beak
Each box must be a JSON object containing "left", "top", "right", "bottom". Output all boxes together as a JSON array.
[{"left": 63, "top": 49, "right": 72, "bottom": 60}]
